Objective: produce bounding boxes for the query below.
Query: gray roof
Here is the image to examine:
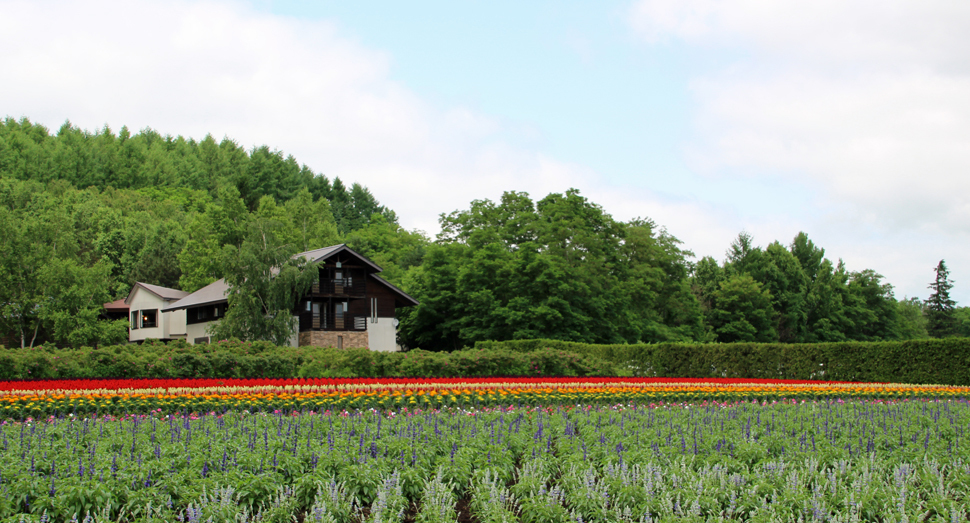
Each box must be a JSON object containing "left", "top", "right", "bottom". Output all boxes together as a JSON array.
[
  {"left": 126, "top": 282, "right": 190, "bottom": 304},
  {"left": 161, "top": 279, "right": 231, "bottom": 312},
  {"left": 296, "top": 244, "right": 344, "bottom": 263},
  {"left": 295, "top": 244, "right": 383, "bottom": 272},
  {"left": 162, "top": 244, "right": 393, "bottom": 312}
]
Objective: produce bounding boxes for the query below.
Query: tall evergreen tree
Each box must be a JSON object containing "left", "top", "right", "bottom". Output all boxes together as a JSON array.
[{"left": 926, "top": 259, "right": 957, "bottom": 338}]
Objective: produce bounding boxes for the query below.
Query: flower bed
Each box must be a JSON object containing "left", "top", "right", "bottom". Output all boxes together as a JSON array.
[
  {"left": 1, "top": 377, "right": 967, "bottom": 419},
  {"left": 1, "top": 378, "right": 969, "bottom": 521}
]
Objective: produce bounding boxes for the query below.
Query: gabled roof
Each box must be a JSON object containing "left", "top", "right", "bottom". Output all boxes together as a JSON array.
[
  {"left": 161, "top": 279, "right": 231, "bottom": 312},
  {"left": 160, "top": 244, "right": 403, "bottom": 313},
  {"left": 102, "top": 298, "right": 129, "bottom": 312},
  {"left": 370, "top": 273, "right": 420, "bottom": 307},
  {"left": 295, "top": 244, "right": 382, "bottom": 273},
  {"left": 125, "top": 282, "right": 190, "bottom": 305}
]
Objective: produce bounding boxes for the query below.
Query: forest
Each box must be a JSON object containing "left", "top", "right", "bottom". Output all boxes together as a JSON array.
[{"left": 0, "top": 117, "right": 966, "bottom": 351}]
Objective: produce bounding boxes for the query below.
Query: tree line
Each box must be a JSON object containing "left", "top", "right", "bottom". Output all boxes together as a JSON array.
[
  {"left": 399, "top": 192, "right": 967, "bottom": 349},
  {"left": 0, "top": 117, "right": 965, "bottom": 350}
]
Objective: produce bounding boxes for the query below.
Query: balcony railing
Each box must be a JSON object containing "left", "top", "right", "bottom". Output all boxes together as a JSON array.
[
  {"left": 310, "top": 278, "right": 366, "bottom": 297},
  {"left": 298, "top": 312, "right": 367, "bottom": 332}
]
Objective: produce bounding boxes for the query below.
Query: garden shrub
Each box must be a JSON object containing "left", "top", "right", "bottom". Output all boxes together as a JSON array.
[
  {"left": 475, "top": 338, "right": 970, "bottom": 385},
  {"left": 0, "top": 339, "right": 619, "bottom": 380}
]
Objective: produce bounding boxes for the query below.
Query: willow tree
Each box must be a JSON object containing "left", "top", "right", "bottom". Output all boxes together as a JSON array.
[{"left": 209, "top": 197, "right": 319, "bottom": 346}]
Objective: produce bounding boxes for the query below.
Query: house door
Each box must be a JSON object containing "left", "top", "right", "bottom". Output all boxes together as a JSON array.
[
  {"left": 312, "top": 302, "right": 321, "bottom": 329},
  {"left": 334, "top": 270, "right": 344, "bottom": 294}
]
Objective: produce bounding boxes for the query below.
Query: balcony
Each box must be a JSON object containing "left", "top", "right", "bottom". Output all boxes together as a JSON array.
[
  {"left": 298, "top": 312, "right": 367, "bottom": 332},
  {"left": 310, "top": 278, "right": 366, "bottom": 297}
]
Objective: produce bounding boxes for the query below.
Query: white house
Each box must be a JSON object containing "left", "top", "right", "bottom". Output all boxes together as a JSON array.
[{"left": 125, "top": 282, "right": 190, "bottom": 342}]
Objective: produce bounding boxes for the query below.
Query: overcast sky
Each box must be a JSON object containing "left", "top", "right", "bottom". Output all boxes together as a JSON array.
[{"left": 3, "top": 0, "right": 969, "bottom": 303}]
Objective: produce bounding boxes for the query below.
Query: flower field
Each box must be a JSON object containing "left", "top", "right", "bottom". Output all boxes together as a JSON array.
[
  {"left": 1, "top": 377, "right": 968, "bottom": 419},
  {"left": 0, "top": 378, "right": 968, "bottom": 522}
]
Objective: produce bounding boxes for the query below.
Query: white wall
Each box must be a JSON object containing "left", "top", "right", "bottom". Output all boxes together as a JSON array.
[
  {"left": 367, "top": 317, "right": 399, "bottom": 352},
  {"left": 186, "top": 321, "right": 216, "bottom": 344},
  {"left": 185, "top": 318, "right": 298, "bottom": 346},
  {"left": 128, "top": 287, "right": 186, "bottom": 341},
  {"left": 167, "top": 308, "right": 187, "bottom": 339}
]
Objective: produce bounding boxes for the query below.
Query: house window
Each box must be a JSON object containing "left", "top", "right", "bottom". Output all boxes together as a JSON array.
[
  {"left": 337, "top": 335, "right": 343, "bottom": 350},
  {"left": 194, "top": 337, "right": 210, "bottom": 344},
  {"left": 141, "top": 309, "right": 158, "bottom": 329},
  {"left": 130, "top": 311, "right": 139, "bottom": 329},
  {"left": 188, "top": 304, "right": 226, "bottom": 324}
]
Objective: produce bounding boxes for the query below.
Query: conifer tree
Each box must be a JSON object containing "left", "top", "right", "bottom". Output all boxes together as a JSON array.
[{"left": 926, "top": 260, "right": 957, "bottom": 338}]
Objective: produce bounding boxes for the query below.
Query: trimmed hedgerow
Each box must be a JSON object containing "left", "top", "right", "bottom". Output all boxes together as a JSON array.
[
  {"left": 0, "top": 339, "right": 621, "bottom": 380},
  {"left": 474, "top": 338, "right": 970, "bottom": 385}
]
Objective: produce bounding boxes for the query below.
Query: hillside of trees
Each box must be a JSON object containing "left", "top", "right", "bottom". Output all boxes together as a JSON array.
[
  {"left": 0, "top": 117, "right": 965, "bottom": 350},
  {"left": 0, "top": 118, "right": 424, "bottom": 349}
]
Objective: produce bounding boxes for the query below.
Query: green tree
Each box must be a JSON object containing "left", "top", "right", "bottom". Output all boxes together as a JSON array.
[
  {"left": 620, "top": 219, "right": 707, "bottom": 342},
  {"left": 707, "top": 274, "right": 777, "bottom": 343},
  {"left": 208, "top": 197, "right": 318, "bottom": 345},
  {"left": 126, "top": 220, "right": 187, "bottom": 289},
  {"left": 345, "top": 213, "right": 428, "bottom": 284},
  {"left": 844, "top": 269, "right": 898, "bottom": 341},
  {"left": 953, "top": 307, "right": 970, "bottom": 337},
  {"left": 37, "top": 259, "right": 128, "bottom": 347},
  {"left": 399, "top": 189, "right": 704, "bottom": 350},
  {"left": 896, "top": 297, "right": 929, "bottom": 339},
  {"left": 284, "top": 187, "right": 340, "bottom": 253},
  {"left": 926, "top": 259, "right": 957, "bottom": 338},
  {"left": 178, "top": 186, "right": 250, "bottom": 292},
  {"left": 724, "top": 231, "right": 761, "bottom": 277},
  {"left": 748, "top": 242, "right": 809, "bottom": 342}
]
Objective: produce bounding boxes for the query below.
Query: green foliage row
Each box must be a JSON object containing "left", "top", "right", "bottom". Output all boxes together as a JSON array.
[
  {"left": 474, "top": 337, "right": 970, "bottom": 385},
  {"left": 0, "top": 340, "right": 619, "bottom": 380}
]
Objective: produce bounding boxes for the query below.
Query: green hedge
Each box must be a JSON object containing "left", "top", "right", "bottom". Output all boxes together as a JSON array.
[
  {"left": 0, "top": 339, "right": 620, "bottom": 380},
  {"left": 474, "top": 338, "right": 970, "bottom": 385}
]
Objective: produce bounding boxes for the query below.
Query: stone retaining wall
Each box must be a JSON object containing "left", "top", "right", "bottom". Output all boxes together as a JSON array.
[{"left": 298, "top": 331, "right": 369, "bottom": 349}]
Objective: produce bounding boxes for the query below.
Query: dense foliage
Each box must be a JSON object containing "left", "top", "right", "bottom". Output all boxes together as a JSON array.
[
  {"left": 400, "top": 195, "right": 966, "bottom": 349},
  {"left": 693, "top": 232, "right": 907, "bottom": 344},
  {"left": 0, "top": 340, "right": 618, "bottom": 381},
  {"left": 0, "top": 118, "right": 425, "bottom": 348},
  {"left": 399, "top": 190, "right": 707, "bottom": 349},
  {"left": 0, "top": 400, "right": 967, "bottom": 521},
  {"left": 476, "top": 337, "right": 970, "bottom": 386},
  {"left": 1, "top": 117, "right": 965, "bottom": 349}
]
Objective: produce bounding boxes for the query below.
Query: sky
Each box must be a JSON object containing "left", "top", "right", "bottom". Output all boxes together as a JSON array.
[{"left": 2, "top": 0, "right": 969, "bottom": 303}]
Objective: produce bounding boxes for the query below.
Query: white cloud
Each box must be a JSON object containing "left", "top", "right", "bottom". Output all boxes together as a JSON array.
[
  {"left": 0, "top": 0, "right": 602, "bottom": 236},
  {"left": 5, "top": 0, "right": 966, "bottom": 303},
  {"left": 630, "top": 0, "right": 970, "bottom": 301}
]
